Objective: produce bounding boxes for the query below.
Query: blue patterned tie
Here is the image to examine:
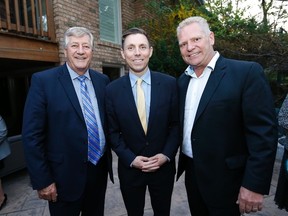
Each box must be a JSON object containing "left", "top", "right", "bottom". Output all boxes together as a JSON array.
[{"left": 77, "top": 75, "right": 101, "bottom": 165}]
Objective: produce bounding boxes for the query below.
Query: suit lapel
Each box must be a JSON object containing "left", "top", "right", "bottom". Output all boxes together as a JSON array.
[
  {"left": 194, "top": 58, "right": 226, "bottom": 123},
  {"left": 58, "top": 64, "right": 84, "bottom": 122},
  {"left": 90, "top": 71, "right": 105, "bottom": 126},
  {"left": 148, "top": 72, "right": 160, "bottom": 133},
  {"left": 122, "top": 75, "right": 145, "bottom": 132}
]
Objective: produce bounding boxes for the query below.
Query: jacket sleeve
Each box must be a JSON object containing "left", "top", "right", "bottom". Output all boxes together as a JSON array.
[
  {"left": 22, "top": 74, "right": 54, "bottom": 190},
  {"left": 241, "top": 62, "right": 278, "bottom": 195}
]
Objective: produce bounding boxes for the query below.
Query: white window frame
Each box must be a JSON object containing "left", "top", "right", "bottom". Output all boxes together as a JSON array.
[{"left": 99, "top": 0, "right": 122, "bottom": 44}]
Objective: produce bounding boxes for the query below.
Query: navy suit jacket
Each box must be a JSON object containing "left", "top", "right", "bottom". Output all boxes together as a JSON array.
[
  {"left": 177, "top": 56, "right": 278, "bottom": 207},
  {"left": 22, "top": 64, "right": 113, "bottom": 201},
  {"left": 105, "top": 71, "right": 179, "bottom": 174}
]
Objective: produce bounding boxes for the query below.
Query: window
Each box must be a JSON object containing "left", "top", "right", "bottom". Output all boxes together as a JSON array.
[{"left": 99, "top": 0, "right": 121, "bottom": 44}]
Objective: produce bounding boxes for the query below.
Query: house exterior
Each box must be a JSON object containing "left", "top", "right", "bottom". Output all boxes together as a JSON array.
[
  {"left": 0, "top": 0, "right": 203, "bottom": 176},
  {"left": 0, "top": 0, "right": 153, "bottom": 176}
]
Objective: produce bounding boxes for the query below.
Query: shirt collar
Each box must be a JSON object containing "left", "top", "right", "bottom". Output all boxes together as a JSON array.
[
  {"left": 129, "top": 69, "right": 151, "bottom": 87},
  {"left": 66, "top": 63, "right": 91, "bottom": 81},
  {"left": 185, "top": 51, "right": 220, "bottom": 77}
]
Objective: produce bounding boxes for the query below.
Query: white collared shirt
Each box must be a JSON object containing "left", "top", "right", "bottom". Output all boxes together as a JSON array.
[{"left": 182, "top": 52, "right": 220, "bottom": 158}]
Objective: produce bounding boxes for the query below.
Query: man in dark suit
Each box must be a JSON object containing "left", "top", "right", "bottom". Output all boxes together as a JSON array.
[
  {"left": 176, "top": 16, "right": 278, "bottom": 216},
  {"left": 105, "top": 27, "right": 179, "bottom": 216},
  {"left": 22, "top": 27, "right": 113, "bottom": 216}
]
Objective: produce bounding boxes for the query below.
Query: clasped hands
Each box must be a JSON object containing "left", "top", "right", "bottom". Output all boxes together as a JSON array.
[
  {"left": 38, "top": 182, "right": 58, "bottom": 202},
  {"left": 132, "top": 153, "right": 168, "bottom": 172}
]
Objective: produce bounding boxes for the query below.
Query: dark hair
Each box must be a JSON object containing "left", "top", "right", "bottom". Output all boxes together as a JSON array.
[{"left": 121, "top": 27, "right": 151, "bottom": 48}]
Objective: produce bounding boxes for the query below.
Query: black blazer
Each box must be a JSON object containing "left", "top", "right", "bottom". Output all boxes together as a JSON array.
[
  {"left": 22, "top": 64, "right": 113, "bottom": 201},
  {"left": 105, "top": 71, "right": 179, "bottom": 172},
  {"left": 177, "top": 56, "right": 278, "bottom": 207}
]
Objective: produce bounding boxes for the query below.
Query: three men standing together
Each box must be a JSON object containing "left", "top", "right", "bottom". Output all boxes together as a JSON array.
[{"left": 22, "top": 16, "right": 277, "bottom": 216}]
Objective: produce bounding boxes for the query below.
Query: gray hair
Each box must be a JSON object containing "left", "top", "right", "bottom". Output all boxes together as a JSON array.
[
  {"left": 64, "top": 27, "right": 94, "bottom": 49},
  {"left": 176, "top": 16, "right": 211, "bottom": 37}
]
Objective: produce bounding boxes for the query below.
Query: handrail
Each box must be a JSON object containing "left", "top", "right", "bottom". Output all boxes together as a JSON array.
[{"left": 0, "top": 0, "right": 55, "bottom": 42}]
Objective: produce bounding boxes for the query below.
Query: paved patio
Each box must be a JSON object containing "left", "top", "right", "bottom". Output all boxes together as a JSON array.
[{"left": 0, "top": 146, "right": 287, "bottom": 216}]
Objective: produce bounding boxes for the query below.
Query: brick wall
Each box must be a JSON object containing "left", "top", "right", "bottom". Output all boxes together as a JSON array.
[{"left": 52, "top": 0, "right": 149, "bottom": 73}]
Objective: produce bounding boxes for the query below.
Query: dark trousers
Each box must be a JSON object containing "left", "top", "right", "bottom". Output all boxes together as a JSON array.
[
  {"left": 48, "top": 156, "right": 108, "bottom": 216},
  {"left": 274, "top": 148, "right": 288, "bottom": 211},
  {"left": 184, "top": 155, "right": 240, "bottom": 216},
  {"left": 119, "top": 162, "right": 175, "bottom": 216}
]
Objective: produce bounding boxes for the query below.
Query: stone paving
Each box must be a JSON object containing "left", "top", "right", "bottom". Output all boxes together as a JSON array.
[{"left": 0, "top": 147, "right": 287, "bottom": 216}]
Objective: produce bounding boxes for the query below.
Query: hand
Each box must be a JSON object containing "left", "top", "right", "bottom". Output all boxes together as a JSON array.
[
  {"left": 38, "top": 183, "right": 58, "bottom": 202},
  {"left": 141, "top": 153, "right": 168, "bottom": 172},
  {"left": 131, "top": 156, "right": 150, "bottom": 169},
  {"left": 237, "top": 186, "right": 264, "bottom": 214}
]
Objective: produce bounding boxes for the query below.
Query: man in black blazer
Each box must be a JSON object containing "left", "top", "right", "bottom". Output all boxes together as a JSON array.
[
  {"left": 105, "top": 27, "right": 179, "bottom": 216},
  {"left": 176, "top": 16, "right": 278, "bottom": 216},
  {"left": 22, "top": 27, "right": 113, "bottom": 216}
]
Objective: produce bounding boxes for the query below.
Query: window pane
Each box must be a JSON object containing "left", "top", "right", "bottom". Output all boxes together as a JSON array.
[{"left": 99, "top": 0, "right": 121, "bottom": 44}]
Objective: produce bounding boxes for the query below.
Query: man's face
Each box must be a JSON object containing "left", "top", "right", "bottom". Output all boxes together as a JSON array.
[
  {"left": 64, "top": 35, "right": 93, "bottom": 75},
  {"left": 178, "top": 22, "right": 215, "bottom": 72},
  {"left": 121, "top": 33, "right": 153, "bottom": 75}
]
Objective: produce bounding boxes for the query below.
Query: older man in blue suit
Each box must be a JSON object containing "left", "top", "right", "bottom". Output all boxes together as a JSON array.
[{"left": 22, "top": 27, "right": 113, "bottom": 216}]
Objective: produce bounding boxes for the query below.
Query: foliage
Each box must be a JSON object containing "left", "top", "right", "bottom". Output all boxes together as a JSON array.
[{"left": 128, "top": 0, "right": 288, "bottom": 105}]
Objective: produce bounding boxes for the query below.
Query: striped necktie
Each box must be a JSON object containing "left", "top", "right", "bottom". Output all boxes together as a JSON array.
[
  {"left": 137, "top": 78, "right": 147, "bottom": 134},
  {"left": 77, "top": 75, "right": 101, "bottom": 165}
]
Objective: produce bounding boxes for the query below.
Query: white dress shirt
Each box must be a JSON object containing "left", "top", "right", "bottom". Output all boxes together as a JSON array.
[{"left": 182, "top": 52, "right": 220, "bottom": 158}]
